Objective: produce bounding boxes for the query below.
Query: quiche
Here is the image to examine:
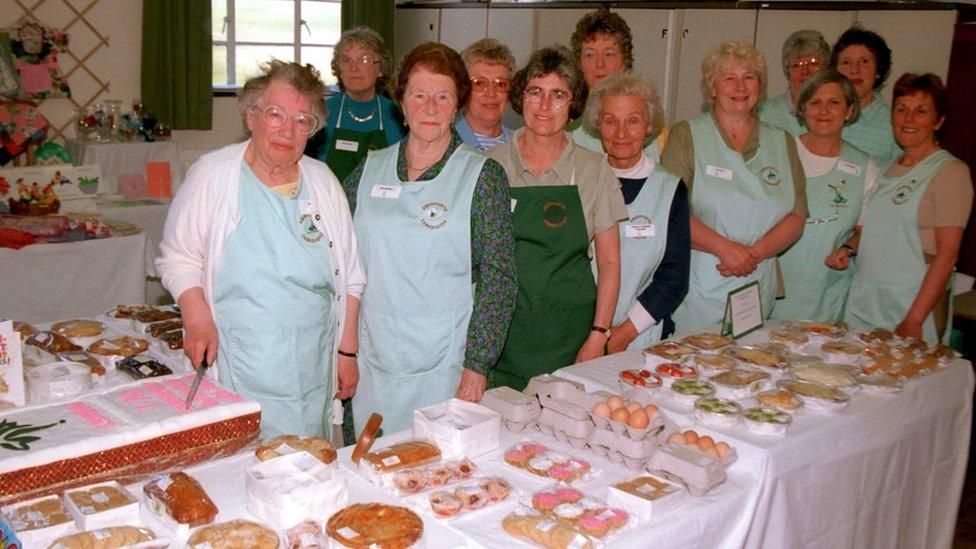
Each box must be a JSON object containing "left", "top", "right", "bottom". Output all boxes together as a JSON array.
[{"left": 327, "top": 503, "right": 423, "bottom": 549}]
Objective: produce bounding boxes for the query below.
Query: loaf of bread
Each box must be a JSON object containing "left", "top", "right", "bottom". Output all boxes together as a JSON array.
[
  {"left": 186, "top": 519, "right": 279, "bottom": 548},
  {"left": 48, "top": 526, "right": 156, "bottom": 549},
  {"left": 7, "top": 495, "right": 71, "bottom": 531},
  {"left": 361, "top": 441, "right": 440, "bottom": 472},
  {"left": 143, "top": 471, "right": 218, "bottom": 527},
  {"left": 67, "top": 484, "right": 135, "bottom": 515},
  {"left": 256, "top": 434, "right": 337, "bottom": 465}
]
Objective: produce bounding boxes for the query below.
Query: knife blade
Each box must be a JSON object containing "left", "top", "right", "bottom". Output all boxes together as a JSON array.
[{"left": 185, "top": 359, "right": 209, "bottom": 410}]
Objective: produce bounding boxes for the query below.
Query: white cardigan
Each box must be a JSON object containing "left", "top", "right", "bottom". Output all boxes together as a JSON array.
[{"left": 156, "top": 140, "right": 365, "bottom": 391}]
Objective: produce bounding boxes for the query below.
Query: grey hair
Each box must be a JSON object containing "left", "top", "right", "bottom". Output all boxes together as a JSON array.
[
  {"left": 331, "top": 26, "right": 393, "bottom": 93},
  {"left": 781, "top": 29, "right": 830, "bottom": 78},
  {"left": 796, "top": 69, "right": 861, "bottom": 126},
  {"left": 509, "top": 45, "right": 588, "bottom": 120},
  {"left": 238, "top": 59, "right": 328, "bottom": 133},
  {"left": 583, "top": 71, "right": 663, "bottom": 139},
  {"left": 462, "top": 38, "right": 517, "bottom": 75},
  {"left": 700, "top": 41, "right": 768, "bottom": 112}
]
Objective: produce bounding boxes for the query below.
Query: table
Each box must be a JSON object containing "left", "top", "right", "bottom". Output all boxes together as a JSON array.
[
  {"left": 95, "top": 196, "right": 172, "bottom": 304},
  {"left": 65, "top": 140, "right": 183, "bottom": 196},
  {"left": 0, "top": 232, "right": 151, "bottom": 323}
]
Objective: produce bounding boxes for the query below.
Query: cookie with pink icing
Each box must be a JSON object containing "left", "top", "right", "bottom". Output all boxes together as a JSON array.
[
  {"left": 554, "top": 487, "right": 583, "bottom": 503},
  {"left": 579, "top": 514, "right": 612, "bottom": 537},
  {"left": 531, "top": 491, "right": 563, "bottom": 511},
  {"left": 504, "top": 449, "right": 531, "bottom": 468}
]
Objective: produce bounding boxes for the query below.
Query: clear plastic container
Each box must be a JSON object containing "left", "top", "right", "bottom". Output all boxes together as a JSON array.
[
  {"left": 743, "top": 407, "right": 792, "bottom": 435},
  {"left": 693, "top": 397, "right": 743, "bottom": 427}
]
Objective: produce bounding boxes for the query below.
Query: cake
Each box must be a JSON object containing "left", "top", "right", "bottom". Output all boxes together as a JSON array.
[{"left": 0, "top": 374, "right": 260, "bottom": 503}]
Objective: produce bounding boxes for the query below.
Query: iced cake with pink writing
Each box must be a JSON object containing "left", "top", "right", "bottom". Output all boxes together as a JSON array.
[{"left": 0, "top": 374, "right": 260, "bottom": 503}]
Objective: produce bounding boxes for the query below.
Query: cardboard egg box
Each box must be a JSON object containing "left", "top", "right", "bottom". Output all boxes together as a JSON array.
[
  {"left": 480, "top": 386, "right": 541, "bottom": 432},
  {"left": 523, "top": 374, "right": 612, "bottom": 448},
  {"left": 645, "top": 442, "right": 735, "bottom": 496}
]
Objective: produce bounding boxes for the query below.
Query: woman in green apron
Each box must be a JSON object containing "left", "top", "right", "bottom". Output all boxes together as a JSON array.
[
  {"left": 661, "top": 42, "right": 807, "bottom": 333},
  {"left": 757, "top": 29, "right": 830, "bottom": 137},
  {"left": 586, "top": 71, "right": 690, "bottom": 350},
  {"left": 489, "top": 46, "right": 628, "bottom": 390},
  {"left": 773, "top": 70, "right": 875, "bottom": 321},
  {"left": 304, "top": 27, "right": 406, "bottom": 182},
  {"left": 831, "top": 27, "right": 902, "bottom": 166},
  {"left": 344, "top": 43, "right": 517, "bottom": 434},
  {"left": 156, "top": 61, "right": 365, "bottom": 441},
  {"left": 841, "top": 73, "right": 972, "bottom": 343}
]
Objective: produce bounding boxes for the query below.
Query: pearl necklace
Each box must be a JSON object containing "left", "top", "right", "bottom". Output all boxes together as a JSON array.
[{"left": 347, "top": 107, "right": 377, "bottom": 123}]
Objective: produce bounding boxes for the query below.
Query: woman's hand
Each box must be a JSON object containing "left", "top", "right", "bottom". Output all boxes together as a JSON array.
[
  {"left": 575, "top": 332, "right": 608, "bottom": 363},
  {"left": 715, "top": 242, "right": 758, "bottom": 277},
  {"left": 336, "top": 355, "right": 359, "bottom": 399},
  {"left": 825, "top": 248, "right": 852, "bottom": 270},
  {"left": 607, "top": 320, "right": 638, "bottom": 354},
  {"left": 894, "top": 317, "right": 924, "bottom": 340},
  {"left": 455, "top": 369, "right": 487, "bottom": 402},
  {"left": 178, "top": 287, "right": 218, "bottom": 368}
]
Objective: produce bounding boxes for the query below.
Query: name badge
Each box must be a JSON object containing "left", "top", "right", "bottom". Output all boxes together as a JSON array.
[
  {"left": 336, "top": 139, "right": 359, "bottom": 152},
  {"left": 300, "top": 199, "right": 314, "bottom": 216},
  {"left": 510, "top": 198, "right": 518, "bottom": 212},
  {"left": 837, "top": 160, "right": 861, "bottom": 176},
  {"left": 706, "top": 165, "right": 734, "bottom": 180},
  {"left": 625, "top": 223, "right": 655, "bottom": 238},
  {"left": 371, "top": 184, "right": 401, "bottom": 199}
]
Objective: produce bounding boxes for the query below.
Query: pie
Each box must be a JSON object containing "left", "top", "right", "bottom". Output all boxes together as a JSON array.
[
  {"left": 710, "top": 369, "right": 769, "bottom": 388},
  {"left": 857, "top": 328, "right": 894, "bottom": 343},
  {"left": 778, "top": 380, "right": 848, "bottom": 403},
  {"left": 327, "top": 503, "right": 423, "bottom": 549},
  {"left": 791, "top": 320, "right": 848, "bottom": 338},
  {"left": 769, "top": 328, "right": 808, "bottom": 346},
  {"left": 756, "top": 389, "right": 803, "bottom": 411},
  {"left": 724, "top": 346, "right": 789, "bottom": 370},
  {"left": 693, "top": 353, "right": 736, "bottom": 372},
  {"left": 681, "top": 333, "right": 734, "bottom": 351},
  {"left": 51, "top": 318, "right": 106, "bottom": 338},
  {"left": 187, "top": 520, "right": 279, "bottom": 548},
  {"left": 88, "top": 336, "right": 149, "bottom": 357},
  {"left": 791, "top": 364, "right": 856, "bottom": 388},
  {"left": 821, "top": 341, "right": 864, "bottom": 356},
  {"left": 643, "top": 340, "right": 697, "bottom": 360},
  {"left": 256, "top": 434, "right": 337, "bottom": 464}
]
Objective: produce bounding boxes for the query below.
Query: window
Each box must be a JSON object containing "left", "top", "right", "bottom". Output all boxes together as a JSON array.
[{"left": 212, "top": 0, "right": 341, "bottom": 90}]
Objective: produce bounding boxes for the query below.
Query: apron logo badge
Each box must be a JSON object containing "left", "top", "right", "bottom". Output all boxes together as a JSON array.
[
  {"left": 541, "top": 200, "right": 568, "bottom": 229},
  {"left": 828, "top": 181, "right": 849, "bottom": 209},
  {"left": 421, "top": 201, "right": 448, "bottom": 229},
  {"left": 892, "top": 180, "right": 917, "bottom": 205},
  {"left": 299, "top": 214, "right": 324, "bottom": 243},
  {"left": 629, "top": 215, "right": 653, "bottom": 239},
  {"left": 759, "top": 166, "right": 780, "bottom": 186}
]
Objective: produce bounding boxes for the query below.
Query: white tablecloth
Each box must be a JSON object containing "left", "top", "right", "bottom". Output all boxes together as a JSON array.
[
  {"left": 94, "top": 196, "right": 172, "bottom": 304},
  {"left": 65, "top": 140, "right": 183, "bottom": 196},
  {"left": 0, "top": 233, "right": 151, "bottom": 323}
]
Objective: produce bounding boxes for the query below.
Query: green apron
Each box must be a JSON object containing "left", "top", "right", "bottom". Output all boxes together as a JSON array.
[
  {"left": 490, "top": 171, "right": 596, "bottom": 391},
  {"left": 671, "top": 115, "right": 796, "bottom": 333},
  {"left": 214, "top": 164, "right": 336, "bottom": 438},
  {"left": 325, "top": 94, "right": 388, "bottom": 183},
  {"left": 772, "top": 143, "right": 867, "bottom": 321},
  {"left": 846, "top": 149, "right": 955, "bottom": 343}
]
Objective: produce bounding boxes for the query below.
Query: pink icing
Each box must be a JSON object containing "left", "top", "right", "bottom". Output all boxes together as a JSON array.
[
  {"left": 578, "top": 515, "right": 608, "bottom": 531},
  {"left": 195, "top": 377, "right": 245, "bottom": 403},
  {"left": 164, "top": 379, "right": 219, "bottom": 409},
  {"left": 548, "top": 465, "right": 576, "bottom": 481},
  {"left": 504, "top": 450, "right": 529, "bottom": 462},
  {"left": 554, "top": 487, "right": 583, "bottom": 502},
  {"left": 116, "top": 387, "right": 162, "bottom": 414},
  {"left": 521, "top": 443, "right": 547, "bottom": 454},
  {"left": 141, "top": 382, "right": 187, "bottom": 412},
  {"left": 65, "top": 402, "right": 116, "bottom": 430},
  {"left": 532, "top": 492, "right": 562, "bottom": 509}
]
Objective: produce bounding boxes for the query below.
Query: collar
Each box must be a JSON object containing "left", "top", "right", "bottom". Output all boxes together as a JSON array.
[
  {"left": 610, "top": 152, "right": 655, "bottom": 179},
  {"left": 509, "top": 127, "right": 575, "bottom": 184}
]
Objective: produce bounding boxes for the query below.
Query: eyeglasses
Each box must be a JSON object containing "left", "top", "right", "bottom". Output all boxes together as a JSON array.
[
  {"left": 470, "top": 76, "right": 511, "bottom": 94},
  {"left": 789, "top": 57, "right": 825, "bottom": 72},
  {"left": 340, "top": 55, "right": 379, "bottom": 68},
  {"left": 250, "top": 105, "right": 319, "bottom": 135},
  {"left": 523, "top": 86, "right": 572, "bottom": 109}
]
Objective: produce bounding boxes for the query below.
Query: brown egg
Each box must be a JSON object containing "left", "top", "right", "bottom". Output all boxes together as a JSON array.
[
  {"left": 607, "top": 396, "right": 625, "bottom": 410},
  {"left": 627, "top": 409, "right": 650, "bottom": 429},
  {"left": 593, "top": 402, "right": 612, "bottom": 419},
  {"left": 667, "top": 432, "right": 684, "bottom": 445},
  {"left": 715, "top": 442, "right": 732, "bottom": 459},
  {"left": 611, "top": 407, "right": 630, "bottom": 424},
  {"left": 683, "top": 430, "right": 699, "bottom": 445},
  {"left": 698, "top": 436, "right": 715, "bottom": 451},
  {"left": 625, "top": 401, "right": 642, "bottom": 413},
  {"left": 705, "top": 446, "right": 721, "bottom": 459}
]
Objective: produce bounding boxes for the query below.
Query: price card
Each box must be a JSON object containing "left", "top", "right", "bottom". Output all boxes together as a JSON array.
[
  {"left": 721, "top": 281, "right": 763, "bottom": 340},
  {"left": 0, "top": 320, "right": 25, "bottom": 406}
]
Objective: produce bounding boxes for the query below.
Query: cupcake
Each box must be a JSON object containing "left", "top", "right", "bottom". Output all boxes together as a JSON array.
[
  {"left": 481, "top": 477, "right": 511, "bottom": 502},
  {"left": 455, "top": 485, "right": 489, "bottom": 510},
  {"left": 393, "top": 469, "right": 426, "bottom": 494},
  {"left": 429, "top": 491, "right": 462, "bottom": 517}
]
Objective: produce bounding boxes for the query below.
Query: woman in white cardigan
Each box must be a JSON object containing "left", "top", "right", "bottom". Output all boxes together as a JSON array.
[{"left": 156, "top": 60, "right": 365, "bottom": 441}]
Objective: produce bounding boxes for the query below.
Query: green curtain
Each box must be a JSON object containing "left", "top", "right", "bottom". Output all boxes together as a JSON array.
[
  {"left": 341, "top": 0, "right": 395, "bottom": 56},
  {"left": 141, "top": 0, "right": 213, "bottom": 130}
]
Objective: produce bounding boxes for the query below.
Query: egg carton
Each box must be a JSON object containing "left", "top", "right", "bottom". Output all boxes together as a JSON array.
[
  {"left": 587, "top": 428, "right": 658, "bottom": 470},
  {"left": 480, "top": 386, "right": 541, "bottom": 432},
  {"left": 645, "top": 443, "right": 732, "bottom": 496},
  {"left": 525, "top": 374, "right": 610, "bottom": 448},
  {"left": 537, "top": 407, "right": 592, "bottom": 448}
]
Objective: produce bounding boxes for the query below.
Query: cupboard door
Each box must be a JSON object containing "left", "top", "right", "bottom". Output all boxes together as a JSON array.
[
  {"left": 617, "top": 9, "right": 672, "bottom": 106},
  {"left": 394, "top": 8, "right": 439, "bottom": 61},
  {"left": 440, "top": 8, "right": 487, "bottom": 53},
  {"left": 485, "top": 8, "right": 536, "bottom": 68},
  {"left": 533, "top": 8, "right": 590, "bottom": 50}
]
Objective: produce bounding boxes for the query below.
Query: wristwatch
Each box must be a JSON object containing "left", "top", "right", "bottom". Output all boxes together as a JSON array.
[
  {"left": 841, "top": 244, "right": 857, "bottom": 257},
  {"left": 591, "top": 325, "right": 611, "bottom": 339}
]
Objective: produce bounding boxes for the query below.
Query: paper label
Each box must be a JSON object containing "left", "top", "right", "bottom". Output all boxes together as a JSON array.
[
  {"left": 381, "top": 455, "right": 401, "bottom": 467},
  {"left": 91, "top": 529, "right": 111, "bottom": 540},
  {"left": 138, "top": 364, "right": 153, "bottom": 376},
  {"left": 154, "top": 474, "right": 173, "bottom": 491},
  {"left": 91, "top": 492, "right": 109, "bottom": 504},
  {"left": 837, "top": 160, "right": 861, "bottom": 176},
  {"left": 27, "top": 510, "right": 46, "bottom": 524},
  {"left": 276, "top": 443, "right": 297, "bottom": 455},
  {"left": 371, "top": 184, "right": 401, "bottom": 199},
  {"left": 537, "top": 519, "right": 557, "bottom": 533},
  {"left": 511, "top": 198, "right": 517, "bottom": 212},
  {"left": 337, "top": 526, "right": 359, "bottom": 539},
  {"left": 706, "top": 165, "right": 734, "bottom": 180},
  {"left": 81, "top": 505, "right": 95, "bottom": 514},
  {"left": 636, "top": 484, "right": 655, "bottom": 495},
  {"left": 625, "top": 223, "right": 655, "bottom": 238},
  {"left": 336, "top": 139, "right": 360, "bottom": 152}
]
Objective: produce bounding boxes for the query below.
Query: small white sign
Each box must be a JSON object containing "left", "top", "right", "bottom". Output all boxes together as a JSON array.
[
  {"left": 722, "top": 281, "right": 764, "bottom": 339},
  {"left": 0, "top": 320, "right": 25, "bottom": 407},
  {"left": 837, "top": 160, "right": 862, "bottom": 176},
  {"left": 335, "top": 139, "right": 360, "bottom": 152},
  {"left": 510, "top": 198, "right": 517, "bottom": 212},
  {"left": 706, "top": 165, "right": 734, "bottom": 181},
  {"left": 371, "top": 184, "right": 401, "bottom": 199},
  {"left": 625, "top": 223, "right": 656, "bottom": 238}
]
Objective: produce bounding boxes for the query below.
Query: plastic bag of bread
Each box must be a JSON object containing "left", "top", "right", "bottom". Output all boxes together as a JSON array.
[
  {"left": 47, "top": 526, "right": 158, "bottom": 548},
  {"left": 187, "top": 519, "right": 279, "bottom": 548},
  {"left": 256, "top": 434, "right": 337, "bottom": 465},
  {"left": 502, "top": 510, "right": 595, "bottom": 549},
  {"left": 360, "top": 441, "right": 440, "bottom": 473},
  {"left": 143, "top": 471, "right": 218, "bottom": 527}
]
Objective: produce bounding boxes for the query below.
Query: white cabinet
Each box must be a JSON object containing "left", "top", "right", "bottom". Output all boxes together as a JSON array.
[
  {"left": 617, "top": 9, "right": 672, "bottom": 106},
  {"left": 485, "top": 8, "right": 536, "bottom": 68},
  {"left": 394, "top": 8, "right": 439, "bottom": 61}
]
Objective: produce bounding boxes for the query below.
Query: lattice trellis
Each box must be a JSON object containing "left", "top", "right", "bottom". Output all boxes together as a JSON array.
[{"left": 9, "top": 0, "right": 109, "bottom": 143}]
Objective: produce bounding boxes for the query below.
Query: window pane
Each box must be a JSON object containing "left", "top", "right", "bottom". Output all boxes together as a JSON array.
[
  {"left": 212, "top": 0, "right": 227, "bottom": 41},
  {"left": 236, "top": 45, "right": 294, "bottom": 84},
  {"left": 301, "top": 1, "right": 340, "bottom": 45},
  {"left": 213, "top": 44, "right": 228, "bottom": 86},
  {"left": 236, "top": 0, "right": 294, "bottom": 43},
  {"left": 302, "top": 46, "right": 336, "bottom": 85}
]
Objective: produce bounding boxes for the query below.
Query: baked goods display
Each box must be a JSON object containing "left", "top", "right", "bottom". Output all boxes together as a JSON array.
[
  {"left": 777, "top": 380, "right": 850, "bottom": 412},
  {"left": 425, "top": 477, "right": 513, "bottom": 518},
  {"left": 682, "top": 332, "right": 734, "bottom": 351},
  {"left": 327, "top": 503, "right": 424, "bottom": 548},
  {"left": 359, "top": 440, "right": 441, "bottom": 473},
  {"left": 47, "top": 526, "right": 157, "bottom": 548},
  {"left": 256, "top": 434, "right": 338, "bottom": 465},
  {"left": 389, "top": 459, "right": 477, "bottom": 496},
  {"left": 743, "top": 407, "right": 793, "bottom": 435},
  {"left": 756, "top": 389, "right": 804, "bottom": 412},
  {"left": 26, "top": 330, "right": 82, "bottom": 353},
  {"left": 6, "top": 494, "right": 72, "bottom": 531},
  {"left": 692, "top": 353, "right": 737, "bottom": 374},
  {"left": 790, "top": 363, "right": 857, "bottom": 389},
  {"left": 143, "top": 471, "right": 219, "bottom": 527},
  {"left": 503, "top": 441, "right": 593, "bottom": 482},
  {"left": 643, "top": 340, "right": 697, "bottom": 360},
  {"left": 694, "top": 397, "right": 744, "bottom": 426},
  {"left": 116, "top": 354, "right": 173, "bottom": 379},
  {"left": 66, "top": 482, "right": 136, "bottom": 514},
  {"left": 186, "top": 519, "right": 279, "bottom": 548},
  {"left": 709, "top": 369, "right": 770, "bottom": 399},
  {"left": 51, "top": 318, "right": 106, "bottom": 340},
  {"left": 502, "top": 510, "right": 595, "bottom": 549},
  {"left": 132, "top": 308, "right": 181, "bottom": 325},
  {"left": 526, "top": 486, "right": 630, "bottom": 538},
  {"left": 724, "top": 346, "right": 789, "bottom": 371},
  {"left": 87, "top": 336, "right": 149, "bottom": 358}
]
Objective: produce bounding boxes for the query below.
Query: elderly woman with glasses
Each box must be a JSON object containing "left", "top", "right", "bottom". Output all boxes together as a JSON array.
[
  {"left": 488, "top": 46, "right": 627, "bottom": 390},
  {"left": 343, "top": 42, "right": 517, "bottom": 433},
  {"left": 305, "top": 27, "right": 406, "bottom": 182},
  {"left": 157, "top": 60, "right": 365, "bottom": 440},
  {"left": 758, "top": 29, "right": 830, "bottom": 136},
  {"left": 456, "top": 38, "right": 516, "bottom": 151}
]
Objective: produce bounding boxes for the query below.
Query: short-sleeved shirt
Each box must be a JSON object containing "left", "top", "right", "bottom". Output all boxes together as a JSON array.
[
  {"left": 885, "top": 158, "right": 973, "bottom": 256},
  {"left": 489, "top": 128, "right": 629, "bottom": 242}
]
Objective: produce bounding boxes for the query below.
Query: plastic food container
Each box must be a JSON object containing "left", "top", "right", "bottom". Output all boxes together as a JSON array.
[
  {"left": 388, "top": 459, "right": 478, "bottom": 497},
  {"left": 502, "top": 441, "right": 595, "bottom": 484},
  {"left": 26, "top": 361, "right": 92, "bottom": 404},
  {"left": 767, "top": 328, "right": 809, "bottom": 352},
  {"left": 50, "top": 319, "right": 106, "bottom": 349},
  {"left": 755, "top": 389, "right": 804, "bottom": 413},
  {"left": 521, "top": 486, "right": 631, "bottom": 540},
  {"left": 777, "top": 380, "right": 849, "bottom": 413},
  {"left": 479, "top": 386, "right": 541, "bottom": 432},
  {"left": 3, "top": 494, "right": 77, "bottom": 547},
  {"left": 655, "top": 363, "right": 698, "bottom": 388},
  {"left": 607, "top": 475, "right": 681, "bottom": 521},
  {"left": 681, "top": 333, "right": 734, "bottom": 351},
  {"left": 692, "top": 353, "right": 737, "bottom": 376},
  {"left": 617, "top": 369, "right": 663, "bottom": 392},
  {"left": 587, "top": 427, "right": 660, "bottom": 471},
  {"left": 413, "top": 398, "right": 501, "bottom": 459},
  {"left": 820, "top": 341, "right": 865, "bottom": 364},
  {"left": 420, "top": 477, "right": 514, "bottom": 520},
  {"left": 693, "top": 397, "right": 743, "bottom": 427},
  {"left": 62, "top": 481, "right": 140, "bottom": 531},
  {"left": 743, "top": 407, "right": 792, "bottom": 435},
  {"left": 245, "top": 450, "right": 348, "bottom": 529},
  {"left": 643, "top": 340, "right": 698, "bottom": 361},
  {"left": 724, "top": 345, "right": 791, "bottom": 372},
  {"left": 670, "top": 379, "right": 715, "bottom": 407},
  {"left": 790, "top": 363, "right": 858, "bottom": 390},
  {"left": 789, "top": 320, "right": 848, "bottom": 341},
  {"left": 709, "top": 369, "right": 769, "bottom": 400},
  {"left": 86, "top": 336, "right": 150, "bottom": 371}
]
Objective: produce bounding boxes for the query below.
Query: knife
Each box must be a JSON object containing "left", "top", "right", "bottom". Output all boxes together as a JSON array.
[{"left": 185, "top": 358, "right": 209, "bottom": 410}]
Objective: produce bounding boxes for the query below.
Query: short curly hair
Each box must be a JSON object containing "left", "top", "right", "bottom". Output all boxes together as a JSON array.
[
  {"left": 390, "top": 42, "right": 471, "bottom": 109},
  {"left": 238, "top": 59, "right": 327, "bottom": 134},
  {"left": 893, "top": 72, "right": 947, "bottom": 119},
  {"left": 570, "top": 9, "right": 634, "bottom": 73},
  {"left": 461, "top": 38, "right": 516, "bottom": 75},
  {"left": 583, "top": 71, "right": 663, "bottom": 140},
  {"left": 509, "top": 46, "right": 587, "bottom": 120},
  {"left": 831, "top": 26, "right": 893, "bottom": 91},
  {"left": 700, "top": 41, "right": 768, "bottom": 111},
  {"left": 331, "top": 27, "right": 393, "bottom": 94}
]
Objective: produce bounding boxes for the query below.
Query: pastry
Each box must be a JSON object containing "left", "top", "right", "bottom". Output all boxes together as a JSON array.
[
  {"left": 49, "top": 526, "right": 156, "bottom": 549},
  {"left": 858, "top": 328, "right": 894, "bottom": 343},
  {"left": 26, "top": 330, "right": 82, "bottom": 353},
  {"left": 682, "top": 333, "right": 734, "bottom": 350},
  {"left": 549, "top": 458, "right": 590, "bottom": 482},
  {"left": 552, "top": 502, "right": 586, "bottom": 526},
  {"left": 360, "top": 440, "right": 440, "bottom": 472},
  {"left": 502, "top": 512, "right": 595, "bottom": 549},
  {"left": 455, "top": 485, "right": 489, "bottom": 510},
  {"left": 756, "top": 389, "right": 803, "bottom": 411},
  {"left": 51, "top": 318, "right": 106, "bottom": 339},
  {"left": 7, "top": 495, "right": 71, "bottom": 531},
  {"left": 146, "top": 319, "right": 183, "bottom": 337},
  {"left": 88, "top": 336, "right": 149, "bottom": 357},
  {"left": 256, "top": 434, "right": 337, "bottom": 464},
  {"left": 286, "top": 521, "right": 326, "bottom": 548},
  {"left": 429, "top": 490, "right": 462, "bottom": 517},
  {"left": 133, "top": 308, "right": 181, "bottom": 324},
  {"left": 67, "top": 483, "right": 135, "bottom": 514},
  {"left": 428, "top": 465, "right": 455, "bottom": 487},
  {"left": 791, "top": 320, "right": 848, "bottom": 338},
  {"left": 117, "top": 355, "right": 173, "bottom": 379},
  {"left": 791, "top": 364, "right": 856, "bottom": 388},
  {"left": 107, "top": 304, "right": 154, "bottom": 319},
  {"left": 160, "top": 329, "right": 184, "bottom": 349},
  {"left": 482, "top": 477, "right": 511, "bottom": 502},
  {"left": 711, "top": 369, "right": 769, "bottom": 387},
  {"left": 186, "top": 519, "right": 279, "bottom": 548},
  {"left": 644, "top": 340, "right": 697, "bottom": 360},
  {"left": 579, "top": 507, "right": 628, "bottom": 537},
  {"left": 12, "top": 320, "right": 37, "bottom": 341},
  {"left": 455, "top": 458, "right": 476, "bottom": 479},
  {"left": 143, "top": 471, "right": 218, "bottom": 527},
  {"left": 769, "top": 328, "right": 809, "bottom": 347},
  {"left": 327, "top": 503, "right": 424, "bottom": 548},
  {"left": 778, "top": 380, "right": 849, "bottom": 404},
  {"left": 821, "top": 340, "right": 863, "bottom": 357},
  {"left": 56, "top": 352, "right": 106, "bottom": 376},
  {"left": 693, "top": 353, "right": 737, "bottom": 373},
  {"left": 724, "top": 346, "right": 789, "bottom": 370},
  {"left": 393, "top": 469, "right": 427, "bottom": 494}
]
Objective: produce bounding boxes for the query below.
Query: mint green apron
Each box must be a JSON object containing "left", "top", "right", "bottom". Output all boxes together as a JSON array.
[
  {"left": 325, "top": 94, "right": 388, "bottom": 183},
  {"left": 773, "top": 143, "right": 867, "bottom": 321},
  {"left": 845, "top": 149, "right": 955, "bottom": 343},
  {"left": 671, "top": 115, "right": 796, "bottom": 333},
  {"left": 841, "top": 94, "right": 901, "bottom": 167},
  {"left": 353, "top": 144, "right": 484, "bottom": 434},
  {"left": 757, "top": 93, "right": 805, "bottom": 137},
  {"left": 490, "top": 170, "right": 596, "bottom": 391},
  {"left": 214, "top": 164, "right": 336, "bottom": 438},
  {"left": 607, "top": 168, "right": 680, "bottom": 348}
]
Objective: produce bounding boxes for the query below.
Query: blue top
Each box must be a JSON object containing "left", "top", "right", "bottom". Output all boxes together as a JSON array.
[
  {"left": 455, "top": 114, "right": 513, "bottom": 152},
  {"left": 305, "top": 92, "right": 406, "bottom": 162}
]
